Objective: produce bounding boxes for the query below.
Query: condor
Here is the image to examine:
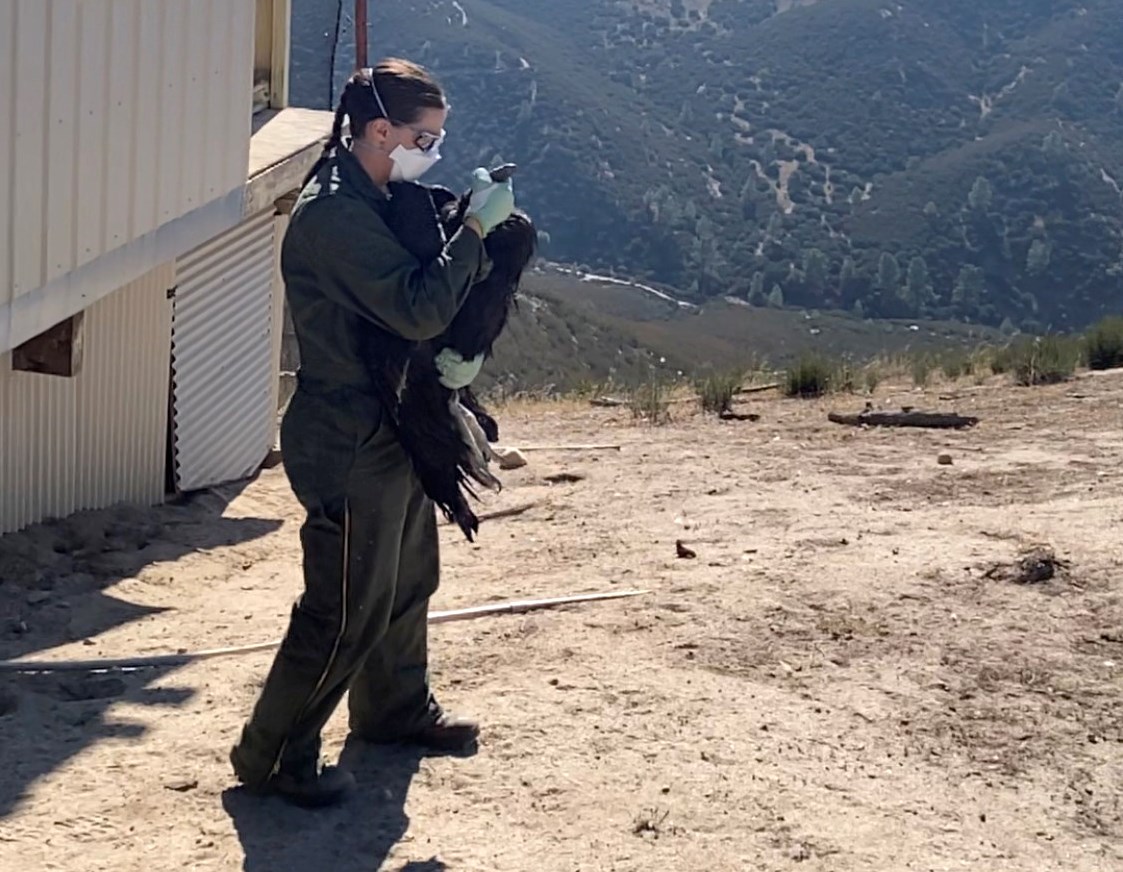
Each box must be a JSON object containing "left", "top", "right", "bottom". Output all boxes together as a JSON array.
[{"left": 368, "top": 172, "right": 537, "bottom": 542}]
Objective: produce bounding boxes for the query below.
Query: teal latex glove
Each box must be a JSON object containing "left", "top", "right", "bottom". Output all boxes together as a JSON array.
[
  {"left": 465, "top": 167, "right": 515, "bottom": 236},
  {"left": 434, "top": 346, "right": 485, "bottom": 389}
]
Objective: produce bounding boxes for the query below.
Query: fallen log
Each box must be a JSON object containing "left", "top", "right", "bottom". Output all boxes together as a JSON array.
[{"left": 827, "top": 410, "right": 980, "bottom": 429}]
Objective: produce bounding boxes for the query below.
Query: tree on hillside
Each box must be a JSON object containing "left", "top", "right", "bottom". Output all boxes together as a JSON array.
[
  {"left": 739, "top": 178, "right": 758, "bottom": 219},
  {"left": 839, "top": 256, "right": 859, "bottom": 299},
  {"left": 968, "top": 175, "right": 993, "bottom": 211},
  {"left": 803, "top": 248, "right": 829, "bottom": 297},
  {"left": 877, "top": 252, "right": 901, "bottom": 296},
  {"left": 906, "top": 255, "right": 934, "bottom": 309},
  {"left": 1042, "top": 131, "right": 1066, "bottom": 156},
  {"left": 952, "top": 264, "right": 986, "bottom": 315},
  {"left": 1026, "top": 238, "right": 1051, "bottom": 274},
  {"left": 768, "top": 284, "right": 784, "bottom": 308},
  {"left": 748, "top": 271, "right": 766, "bottom": 305}
]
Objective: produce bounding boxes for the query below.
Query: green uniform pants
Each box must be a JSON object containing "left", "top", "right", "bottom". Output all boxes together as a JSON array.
[{"left": 231, "top": 386, "right": 440, "bottom": 787}]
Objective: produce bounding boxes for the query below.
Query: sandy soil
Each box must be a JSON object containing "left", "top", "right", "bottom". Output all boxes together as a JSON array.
[{"left": 1, "top": 372, "right": 1122, "bottom": 871}]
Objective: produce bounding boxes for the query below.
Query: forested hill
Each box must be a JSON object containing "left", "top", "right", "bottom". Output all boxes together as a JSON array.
[{"left": 371, "top": 0, "right": 1123, "bottom": 332}]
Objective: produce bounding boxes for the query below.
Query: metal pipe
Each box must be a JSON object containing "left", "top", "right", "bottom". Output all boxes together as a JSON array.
[
  {"left": 0, "top": 590, "right": 649, "bottom": 674},
  {"left": 355, "top": 0, "right": 368, "bottom": 69}
]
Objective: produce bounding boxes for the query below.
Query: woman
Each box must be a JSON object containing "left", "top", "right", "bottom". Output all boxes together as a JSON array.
[{"left": 229, "top": 59, "right": 516, "bottom": 808}]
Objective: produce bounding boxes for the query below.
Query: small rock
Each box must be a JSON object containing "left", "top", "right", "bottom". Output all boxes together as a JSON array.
[
  {"left": 493, "top": 447, "right": 528, "bottom": 470},
  {"left": 163, "top": 778, "right": 199, "bottom": 793},
  {"left": 675, "top": 540, "right": 697, "bottom": 560},
  {"left": 937, "top": 453, "right": 954, "bottom": 466},
  {"left": 26, "top": 591, "right": 52, "bottom": 605}
]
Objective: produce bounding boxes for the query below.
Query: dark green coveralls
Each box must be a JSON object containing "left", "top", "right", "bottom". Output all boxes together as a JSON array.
[{"left": 230, "top": 147, "right": 492, "bottom": 787}]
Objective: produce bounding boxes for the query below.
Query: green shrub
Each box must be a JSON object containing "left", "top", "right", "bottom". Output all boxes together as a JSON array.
[
  {"left": 783, "top": 354, "right": 834, "bottom": 399},
  {"left": 862, "top": 364, "right": 882, "bottom": 394},
  {"left": 940, "top": 352, "right": 971, "bottom": 380},
  {"left": 1085, "top": 316, "right": 1123, "bottom": 371},
  {"left": 989, "top": 344, "right": 1012, "bottom": 375},
  {"left": 695, "top": 370, "right": 743, "bottom": 414},
  {"left": 832, "top": 359, "right": 858, "bottom": 393},
  {"left": 629, "top": 376, "right": 671, "bottom": 424},
  {"left": 569, "top": 378, "right": 609, "bottom": 399},
  {"left": 968, "top": 346, "right": 993, "bottom": 378},
  {"left": 1009, "top": 335, "right": 1081, "bottom": 386},
  {"left": 911, "top": 355, "right": 933, "bottom": 388}
]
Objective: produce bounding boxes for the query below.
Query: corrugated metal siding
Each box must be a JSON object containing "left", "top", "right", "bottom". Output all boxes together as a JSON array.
[
  {"left": 171, "top": 210, "right": 278, "bottom": 492},
  {"left": 0, "top": 264, "right": 174, "bottom": 535},
  {"left": 0, "top": 0, "right": 254, "bottom": 310}
]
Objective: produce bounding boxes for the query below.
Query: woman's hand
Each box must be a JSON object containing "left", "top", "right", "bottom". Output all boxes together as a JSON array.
[{"left": 465, "top": 167, "right": 515, "bottom": 236}]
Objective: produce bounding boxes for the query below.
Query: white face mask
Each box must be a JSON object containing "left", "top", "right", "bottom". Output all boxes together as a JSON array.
[{"left": 388, "top": 139, "right": 442, "bottom": 182}]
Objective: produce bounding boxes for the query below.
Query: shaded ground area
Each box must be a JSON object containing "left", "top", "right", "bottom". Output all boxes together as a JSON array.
[
  {"left": 0, "top": 490, "right": 280, "bottom": 822},
  {"left": 1, "top": 371, "right": 1121, "bottom": 870}
]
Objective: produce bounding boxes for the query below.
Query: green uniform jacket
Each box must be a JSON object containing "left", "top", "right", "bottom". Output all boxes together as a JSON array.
[{"left": 281, "top": 146, "right": 492, "bottom": 402}]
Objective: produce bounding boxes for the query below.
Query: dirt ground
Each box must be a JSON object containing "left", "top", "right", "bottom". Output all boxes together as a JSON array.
[{"left": 1, "top": 371, "right": 1121, "bottom": 871}]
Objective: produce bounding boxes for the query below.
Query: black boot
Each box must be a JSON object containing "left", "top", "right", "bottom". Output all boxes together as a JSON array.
[
  {"left": 352, "top": 705, "right": 480, "bottom": 754},
  {"left": 231, "top": 748, "right": 356, "bottom": 809},
  {"left": 407, "top": 711, "right": 480, "bottom": 753}
]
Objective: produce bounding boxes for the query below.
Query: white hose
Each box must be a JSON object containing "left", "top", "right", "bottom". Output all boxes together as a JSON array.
[{"left": 0, "top": 589, "right": 649, "bottom": 674}]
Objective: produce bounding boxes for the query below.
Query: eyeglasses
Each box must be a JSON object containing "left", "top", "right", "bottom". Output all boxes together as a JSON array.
[
  {"left": 368, "top": 73, "right": 444, "bottom": 153},
  {"left": 407, "top": 127, "right": 445, "bottom": 153}
]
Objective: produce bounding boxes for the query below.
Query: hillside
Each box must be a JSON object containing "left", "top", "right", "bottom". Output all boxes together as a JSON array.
[
  {"left": 474, "top": 267, "right": 1003, "bottom": 393},
  {"left": 362, "top": 0, "right": 1123, "bottom": 333}
]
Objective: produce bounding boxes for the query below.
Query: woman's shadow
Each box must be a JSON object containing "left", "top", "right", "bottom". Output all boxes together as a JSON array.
[{"left": 222, "top": 736, "right": 468, "bottom": 872}]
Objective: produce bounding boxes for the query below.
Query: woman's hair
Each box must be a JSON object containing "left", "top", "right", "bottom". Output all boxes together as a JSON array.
[{"left": 302, "top": 58, "right": 446, "bottom": 186}]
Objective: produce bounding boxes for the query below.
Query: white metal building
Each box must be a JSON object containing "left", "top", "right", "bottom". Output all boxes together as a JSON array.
[{"left": 0, "top": 0, "right": 332, "bottom": 534}]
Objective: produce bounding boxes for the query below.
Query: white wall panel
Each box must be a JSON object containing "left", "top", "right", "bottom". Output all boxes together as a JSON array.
[
  {"left": 0, "top": 264, "right": 174, "bottom": 535},
  {"left": 11, "top": 0, "right": 48, "bottom": 303},
  {"left": 0, "top": 0, "right": 254, "bottom": 312},
  {"left": 171, "top": 210, "right": 278, "bottom": 492},
  {"left": 0, "top": 2, "right": 14, "bottom": 317},
  {"left": 44, "top": 2, "right": 79, "bottom": 285}
]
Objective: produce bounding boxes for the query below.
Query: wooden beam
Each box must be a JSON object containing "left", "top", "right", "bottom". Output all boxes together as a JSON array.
[
  {"left": 245, "top": 107, "right": 337, "bottom": 214},
  {"left": 11, "top": 313, "right": 84, "bottom": 377},
  {"left": 271, "top": 0, "right": 291, "bottom": 109}
]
